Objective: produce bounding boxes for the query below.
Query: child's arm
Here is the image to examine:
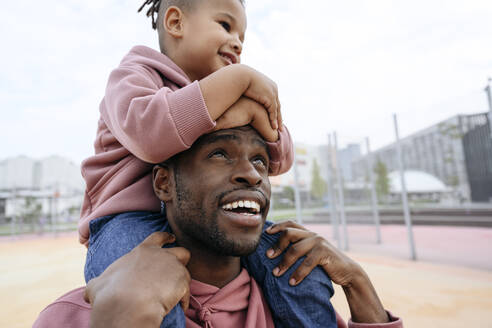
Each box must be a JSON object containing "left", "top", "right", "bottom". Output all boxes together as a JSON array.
[
  {"left": 199, "top": 64, "right": 282, "bottom": 130},
  {"left": 102, "top": 64, "right": 280, "bottom": 164},
  {"left": 102, "top": 65, "right": 215, "bottom": 164}
]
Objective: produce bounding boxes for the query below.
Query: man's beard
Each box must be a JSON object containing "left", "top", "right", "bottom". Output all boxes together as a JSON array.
[{"left": 173, "top": 175, "right": 261, "bottom": 257}]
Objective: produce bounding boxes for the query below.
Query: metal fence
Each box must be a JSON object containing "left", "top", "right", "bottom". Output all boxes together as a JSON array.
[{"left": 278, "top": 111, "right": 492, "bottom": 263}]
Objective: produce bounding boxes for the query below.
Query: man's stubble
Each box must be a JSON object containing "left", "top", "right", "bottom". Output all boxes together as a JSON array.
[{"left": 172, "top": 169, "right": 261, "bottom": 257}]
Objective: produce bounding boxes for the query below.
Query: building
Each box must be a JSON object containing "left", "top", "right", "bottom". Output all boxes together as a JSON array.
[
  {"left": 462, "top": 113, "right": 492, "bottom": 202},
  {"left": 0, "top": 155, "right": 85, "bottom": 222},
  {"left": 352, "top": 112, "right": 492, "bottom": 202},
  {"left": 270, "top": 142, "right": 360, "bottom": 204},
  {"left": 337, "top": 143, "right": 361, "bottom": 182}
]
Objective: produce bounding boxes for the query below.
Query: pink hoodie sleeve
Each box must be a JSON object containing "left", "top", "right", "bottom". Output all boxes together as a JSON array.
[
  {"left": 33, "top": 287, "right": 90, "bottom": 328},
  {"left": 101, "top": 65, "right": 216, "bottom": 164},
  {"left": 346, "top": 311, "right": 403, "bottom": 328},
  {"left": 266, "top": 125, "right": 294, "bottom": 176}
]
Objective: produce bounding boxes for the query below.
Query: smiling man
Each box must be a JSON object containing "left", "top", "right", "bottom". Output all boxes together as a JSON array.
[{"left": 34, "top": 126, "right": 402, "bottom": 328}]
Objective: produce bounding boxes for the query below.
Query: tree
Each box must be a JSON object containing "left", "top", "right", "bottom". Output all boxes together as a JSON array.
[
  {"left": 310, "top": 159, "right": 327, "bottom": 200},
  {"left": 282, "top": 186, "right": 295, "bottom": 203},
  {"left": 20, "top": 196, "right": 42, "bottom": 232},
  {"left": 374, "top": 160, "right": 390, "bottom": 203}
]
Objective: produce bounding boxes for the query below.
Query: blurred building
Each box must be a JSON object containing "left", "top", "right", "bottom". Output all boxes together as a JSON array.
[
  {"left": 271, "top": 142, "right": 361, "bottom": 204},
  {"left": 0, "top": 155, "right": 84, "bottom": 222},
  {"left": 271, "top": 143, "right": 327, "bottom": 203},
  {"left": 352, "top": 112, "right": 492, "bottom": 202},
  {"left": 387, "top": 170, "right": 453, "bottom": 203},
  {"left": 337, "top": 143, "right": 361, "bottom": 182}
]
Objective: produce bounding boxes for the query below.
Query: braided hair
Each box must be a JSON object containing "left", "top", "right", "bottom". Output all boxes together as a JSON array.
[
  {"left": 138, "top": 0, "right": 245, "bottom": 30},
  {"left": 138, "top": 0, "right": 161, "bottom": 30}
]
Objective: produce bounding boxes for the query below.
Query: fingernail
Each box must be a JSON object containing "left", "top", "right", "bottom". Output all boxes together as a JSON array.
[
  {"left": 289, "top": 278, "right": 296, "bottom": 286},
  {"left": 273, "top": 267, "right": 280, "bottom": 276},
  {"left": 267, "top": 249, "right": 274, "bottom": 258}
]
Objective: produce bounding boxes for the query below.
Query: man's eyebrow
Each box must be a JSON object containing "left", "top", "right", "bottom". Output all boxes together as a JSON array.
[
  {"left": 200, "top": 133, "right": 267, "bottom": 152},
  {"left": 252, "top": 137, "right": 267, "bottom": 150},
  {"left": 200, "top": 133, "right": 240, "bottom": 146}
]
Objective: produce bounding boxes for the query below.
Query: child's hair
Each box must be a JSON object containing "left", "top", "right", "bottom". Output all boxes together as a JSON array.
[{"left": 138, "top": 0, "right": 245, "bottom": 30}]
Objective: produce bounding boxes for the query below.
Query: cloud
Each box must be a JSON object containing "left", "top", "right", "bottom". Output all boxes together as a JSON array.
[{"left": 242, "top": 0, "right": 492, "bottom": 148}]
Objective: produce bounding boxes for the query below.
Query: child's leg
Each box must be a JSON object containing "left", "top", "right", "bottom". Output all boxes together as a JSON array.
[
  {"left": 84, "top": 211, "right": 168, "bottom": 281},
  {"left": 84, "top": 210, "right": 186, "bottom": 328},
  {"left": 241, "top": 221, "right": 338, "bottom": 328}
]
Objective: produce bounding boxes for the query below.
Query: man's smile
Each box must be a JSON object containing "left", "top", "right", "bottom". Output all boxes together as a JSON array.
[{"left": 218, "top": 189, "right": 267, "bottom": 228}]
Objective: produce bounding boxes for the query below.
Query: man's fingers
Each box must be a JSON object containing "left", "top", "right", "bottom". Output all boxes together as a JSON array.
[
  {"left": 266, "top": 227, "right": 311, "bottom": 259},
  {"left": 272, "top": 237, "right": 316, "bottom": 277},
  {"left": 141, "top": 231, "right": 175, "bottom": 247},
  {"left": 289, "top": 248, "right": 323, "bottom": 285},
  {"left": 167, "top": 246, "right": 191, "bottom": 265},
  {"left": 180, "top": 285, "right": 191, "bottom": 312},
  {"left": 267, "top": 220, "right": 306, "bottom": 234},
  {"left": 83, "top": 285, "right": 91, "bottom": 303},
  {"left": 84, "top": 278, "right": 100, "bottom": 304}
]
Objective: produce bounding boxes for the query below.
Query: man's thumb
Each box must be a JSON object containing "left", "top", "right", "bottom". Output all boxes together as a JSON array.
[{"left": 141, "top": 231, "right": 175, "bottom": 247}]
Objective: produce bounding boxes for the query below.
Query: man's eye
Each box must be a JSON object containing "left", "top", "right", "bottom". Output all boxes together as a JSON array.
[
  {"left": 252, "top": 157, "right": 267, "bottom": 168},
  {"left": 209, "top": 150, "right": 227, "bottom": 158},
  {"left": 219, "top": 21, "right": 231, "bottom": 32}
]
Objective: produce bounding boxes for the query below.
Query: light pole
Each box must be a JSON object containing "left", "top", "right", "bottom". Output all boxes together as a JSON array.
[{"left": 485, "top": 78, "right": 492, "bottom": 138}]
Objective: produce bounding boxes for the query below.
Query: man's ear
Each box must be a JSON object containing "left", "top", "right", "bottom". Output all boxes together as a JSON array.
[
  {"left": 163, "top": 6, "right": 185, "bottom": 39},
  {"left": 153, "top": 165, "right": 174, "bottom": 202}
]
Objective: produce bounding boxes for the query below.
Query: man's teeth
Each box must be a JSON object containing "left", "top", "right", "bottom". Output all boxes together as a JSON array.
[{"left": 222, "top": 200, "right": 260, "bottom": 213}]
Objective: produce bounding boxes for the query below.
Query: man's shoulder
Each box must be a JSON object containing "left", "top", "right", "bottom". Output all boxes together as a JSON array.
[{"left": 33, "top": 287, "right": 91, "bottom": 328}]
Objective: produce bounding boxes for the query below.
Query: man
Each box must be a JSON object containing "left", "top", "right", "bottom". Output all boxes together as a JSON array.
[{"left": 34, "top": 126, "right": 402, "bottom": 327}]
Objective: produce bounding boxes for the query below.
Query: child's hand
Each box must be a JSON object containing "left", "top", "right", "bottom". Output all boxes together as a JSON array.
[
  {"left": 215, "top": 97, "right": 279, "bottom": 142},
  {"left": 243, "top": 66, "right": 283, "bottom": 131}
]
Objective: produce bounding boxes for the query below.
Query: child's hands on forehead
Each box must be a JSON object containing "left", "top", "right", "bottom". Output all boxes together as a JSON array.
[
  {"left": 200, "top": 65, "right": 283, "bottom": 136},
  {"left": 214, "top": 96, "right": 279, "bottom": 142},
  {"left": 242, "top": 66, "right": 283, "bottom": 132}
]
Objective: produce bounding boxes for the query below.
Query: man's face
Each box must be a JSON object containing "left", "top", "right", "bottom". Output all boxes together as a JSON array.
[{"left": 158, "top": 126, "right": 271, "bottom": 256}]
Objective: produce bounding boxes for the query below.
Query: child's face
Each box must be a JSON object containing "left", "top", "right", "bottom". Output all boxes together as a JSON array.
[{"left": 178, "top": 0, "right": 246, "bottom": 81}]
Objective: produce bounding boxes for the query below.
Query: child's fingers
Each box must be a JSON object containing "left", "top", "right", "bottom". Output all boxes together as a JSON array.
[
  {"left": 277, "top": 96, "right": 283, "bottom": 131},
  {"left": 214, "top": 111, "right": 249, "bottom": 131},
  {"left": 268, "top": 101, "right": 278, "bottom": 130}
]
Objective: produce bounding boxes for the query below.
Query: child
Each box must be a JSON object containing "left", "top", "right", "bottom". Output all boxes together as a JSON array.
[{"left": 81, "top": 0, "right": 336, "bottom": 327}]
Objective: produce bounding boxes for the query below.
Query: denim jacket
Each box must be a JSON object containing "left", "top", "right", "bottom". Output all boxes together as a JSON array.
[{"left": 85, "top": 212, "right": 337, "bottom": 328}]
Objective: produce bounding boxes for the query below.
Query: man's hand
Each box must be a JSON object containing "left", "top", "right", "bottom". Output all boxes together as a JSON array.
[
  {"left": 214, "top": 97, "right": 279, "bottom": 142},
  {"left": 266, "top": 221, "right": 389, "bottom": 323},
  {"left": 84, "top": 232, "right": 191, "bottom": 328}
]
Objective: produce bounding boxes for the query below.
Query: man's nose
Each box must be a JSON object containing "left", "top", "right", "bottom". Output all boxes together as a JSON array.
[{"left": 231, "top": 160, "right": 262, "bottom": 187}]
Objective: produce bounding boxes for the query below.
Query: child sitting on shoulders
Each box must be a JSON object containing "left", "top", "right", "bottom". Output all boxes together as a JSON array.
[{"left": 80, "top": 0, "right": 336, "bottom": 327}]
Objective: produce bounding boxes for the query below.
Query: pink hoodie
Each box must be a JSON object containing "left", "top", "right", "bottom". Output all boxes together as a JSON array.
[
  {"left": 33, "top": 285, "right": 403, "bottom": 328},
  {"left": 79, "top": 46, "right": 294, "bottom": 245}
]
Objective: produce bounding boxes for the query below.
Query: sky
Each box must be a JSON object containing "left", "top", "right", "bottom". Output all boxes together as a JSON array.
[{"left": 1, "top": 0, "right": 491, "bottom": 164}]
